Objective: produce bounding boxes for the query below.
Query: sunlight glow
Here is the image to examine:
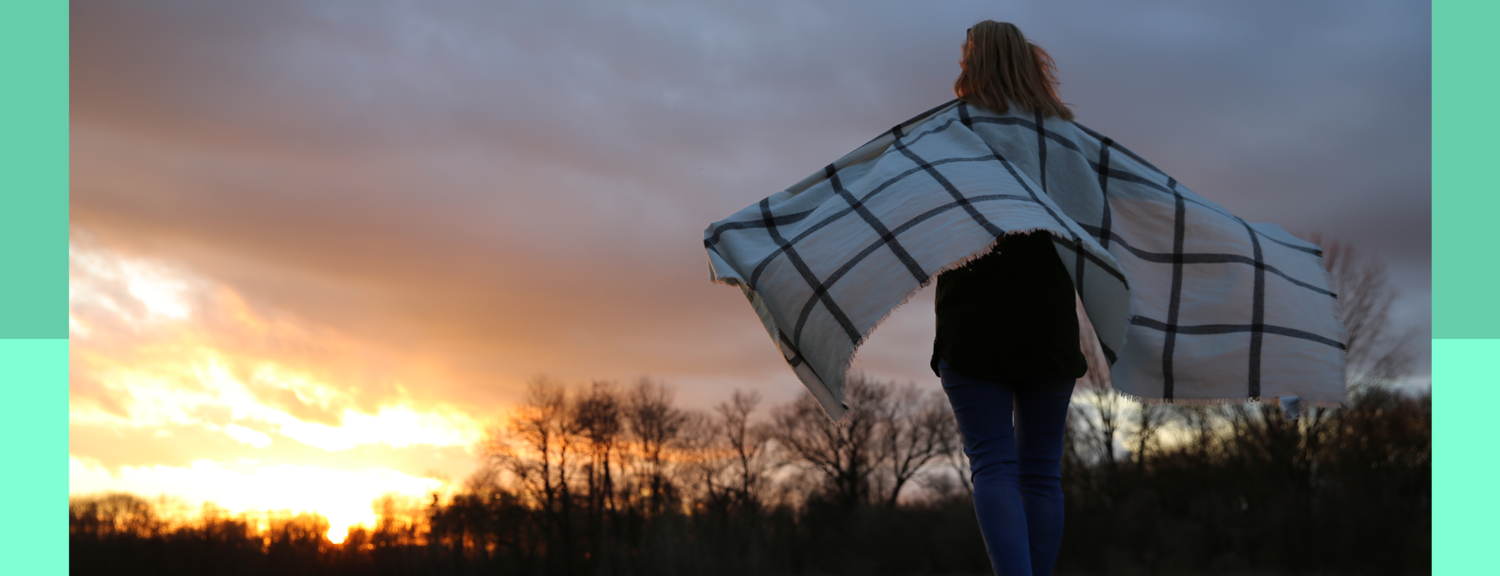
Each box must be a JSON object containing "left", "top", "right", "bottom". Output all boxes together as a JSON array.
[
  {"left": 70, "top": 242, "right": 195, "bottom": 323},
  {"left": 69, "top": 243, "right": 486, "bottom": 450},
  {"left": 223, "top": 423, "right": 273, "bottom": 448},
  {"left": 69, "top": 242, "right": 489, "bottom": 544},
  {"left": 280, "top": 405, "right": 480, "bottom": 452},
  {"left": 70, "top": 456, "right": 446, "bottom": 544}
]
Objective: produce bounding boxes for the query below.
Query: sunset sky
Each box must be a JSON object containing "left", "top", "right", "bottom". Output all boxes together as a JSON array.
[{"left": 68, "top": 0, "right": 1431, "bottom": 541}]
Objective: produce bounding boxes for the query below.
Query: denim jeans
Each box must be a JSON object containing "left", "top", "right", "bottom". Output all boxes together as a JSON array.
[{"left": 938, "top": 360, "right": 1076, "bottom": 576}]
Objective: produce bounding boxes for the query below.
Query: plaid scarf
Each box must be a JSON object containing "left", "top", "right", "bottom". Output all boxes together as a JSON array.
[{"left": 704, "top": 100, "right": 1346, "bottom": 420}]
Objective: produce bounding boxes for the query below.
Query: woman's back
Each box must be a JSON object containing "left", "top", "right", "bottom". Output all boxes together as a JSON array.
[{"left": 931, "top": 230, "right": 1087, "bottom": 381}]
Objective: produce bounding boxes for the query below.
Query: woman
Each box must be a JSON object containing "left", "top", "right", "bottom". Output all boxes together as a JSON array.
[{"left": 932, "top": 20, "right": 1085, "bottom": 576}]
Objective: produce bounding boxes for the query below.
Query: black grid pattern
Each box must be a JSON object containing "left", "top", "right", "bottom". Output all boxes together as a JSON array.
[{"left": 705, "top": 99, "right": 1346, "bottom": 416}]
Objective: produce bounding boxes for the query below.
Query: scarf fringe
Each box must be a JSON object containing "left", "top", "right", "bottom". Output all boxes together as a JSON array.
[{"left": 1109, "top": 385, "right": 1344, "bottom": 410}]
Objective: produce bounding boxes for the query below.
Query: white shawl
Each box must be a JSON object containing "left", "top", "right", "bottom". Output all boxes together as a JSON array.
[{"left": 704, "top": 100, "right": 1346, "bottom": 420}]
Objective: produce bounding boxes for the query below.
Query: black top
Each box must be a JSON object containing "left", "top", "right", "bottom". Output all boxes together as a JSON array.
[{"left": 930, "top": 231, "right": 1089, "bottom": 380}]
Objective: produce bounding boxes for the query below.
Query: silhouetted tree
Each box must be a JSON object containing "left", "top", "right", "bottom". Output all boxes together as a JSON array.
[
  {"left": 1307, "top": 233, "right": 1416, "bottom": 392},
  {"left": 481, "top": 376, "right": 577, "bottom": 573},
  {"left": 623, "top": 378, "right": 689, "bottom": 516},
  {"left": 871, "top": 381, "right": 951, "bottom": 507},
  {"left": 570, "top": 378, "right": 624, "bottom": 557},
  {"left": 769, "top": 375, "right": 887, "bottom": 510},
  {"left": 1128, "top": 401, "right": 1167, "bottom": 467},
  {"left": 714, "top": 389, "right": 773, "bottom": 512}
]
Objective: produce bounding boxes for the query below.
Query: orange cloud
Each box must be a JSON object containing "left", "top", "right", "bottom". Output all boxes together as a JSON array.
[{"left": 69, "top": 241, "right": 491, "bottom": 536}]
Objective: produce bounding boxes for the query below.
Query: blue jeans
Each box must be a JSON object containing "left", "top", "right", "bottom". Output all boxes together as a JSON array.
[{"left": 938, "top": 360, "right": 1076, "bottom": 576}]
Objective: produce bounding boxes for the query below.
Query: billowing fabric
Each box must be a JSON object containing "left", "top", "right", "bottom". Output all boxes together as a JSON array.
[{"left": 703, "top": 99, "right": 1347, "bottom": 420}]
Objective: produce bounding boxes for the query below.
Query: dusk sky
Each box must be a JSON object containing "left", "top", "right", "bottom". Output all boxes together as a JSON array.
[{"left": 68, "top": 0, "right": 1431, "bottom": 540}]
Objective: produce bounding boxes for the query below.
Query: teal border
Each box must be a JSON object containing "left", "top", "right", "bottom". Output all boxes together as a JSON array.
[
  {"left": 1433, "top": 1, "right": 1496, "bottom": 574},
  {"left": 0, "top": 342, "right": 69, "bottom": 573},
  {"left": 0, "top": 1, "right": 68, "bottom": 574},
  {"left": 0, "top": 2, "right": 67, "bottom": 339},
  {"left": 1432, "top": 340, "right": 1497, "bottom": 575},
  {"left": 1433, "top": 1, "right": 1497, "bottom": 338}
]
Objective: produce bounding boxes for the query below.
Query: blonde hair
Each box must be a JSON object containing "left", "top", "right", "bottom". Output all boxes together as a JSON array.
[{"left": 954, "top": 20, "right": 1074, "bottom": 120}]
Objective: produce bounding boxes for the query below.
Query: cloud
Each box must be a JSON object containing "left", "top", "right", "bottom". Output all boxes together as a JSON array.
[
  {"left": 69, "top": 240, "right": 486, "bottom": 473},
  {"left": 223, "top": 423, "right": 273, "bottom": 449}
]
